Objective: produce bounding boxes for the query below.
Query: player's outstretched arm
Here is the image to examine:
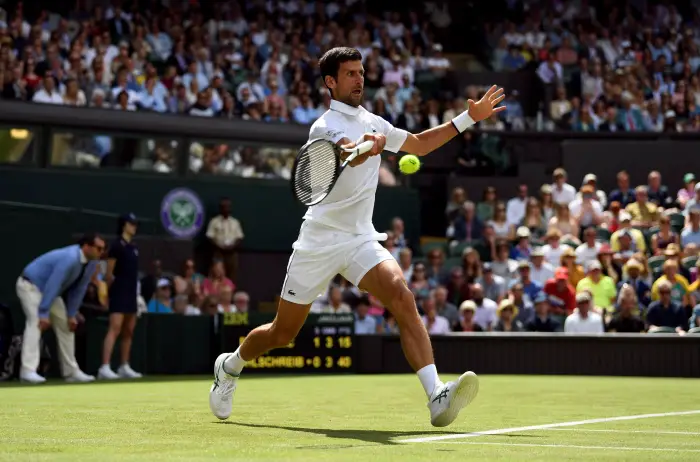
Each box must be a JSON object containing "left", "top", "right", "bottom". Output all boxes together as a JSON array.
[{"left": 400, "top": 85, "right": 506, "bottom": 156}]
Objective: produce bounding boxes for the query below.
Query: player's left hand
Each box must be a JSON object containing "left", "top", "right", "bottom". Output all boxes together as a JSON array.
[
  {"left": 340, "top": 133, "right": 386, "bottom": 167},
  {"left": 68, "top": 317, "right": 78, "bottom": 332},
  {"left": 467, "top": 85, "right": 507, "bottom": 123}
]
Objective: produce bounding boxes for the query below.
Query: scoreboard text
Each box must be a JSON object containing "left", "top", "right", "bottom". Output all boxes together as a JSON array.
[{"left": 220, "top": 312, "right": 356, "bottom": 373}]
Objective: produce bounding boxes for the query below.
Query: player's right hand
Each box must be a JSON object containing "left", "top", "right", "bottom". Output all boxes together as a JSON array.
[
  {"left": 38, "top": 318, "right": 51, "bottom": 331},
  {"left": 359, "top": 132, "right": 386, "bottom": 156}
]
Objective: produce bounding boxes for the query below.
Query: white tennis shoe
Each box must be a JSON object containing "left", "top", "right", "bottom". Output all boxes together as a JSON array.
[
  {"left": 209, "top": 353, "right": 239, "bottom": 420},
  {"left": 428, "top": 371, "right": 480, "bottom": 427}
]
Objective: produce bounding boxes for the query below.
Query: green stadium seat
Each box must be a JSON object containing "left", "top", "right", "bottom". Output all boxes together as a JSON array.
[
  {"left": 421, "top": 241, "right": 447, "bottom": 257},
  {"left": 648, "top": 255, "right": 665, "bottom": 273},
  {"left": 562, "top": 239, "right": 578, "bottom": 249},
  {"left": 682, "top": 256, "right": 698, "bottom": 271},
  {"left": 444, "top": 257, "right": 462, "bottom": 272},
  {"left": 669, "top": 213, "right": 685, "bottom": 233},
  {"left": 596, "top": 228, "right": 611, "bottom": 242},
  {"left": 449, "top": 241, "right": 473, "bottom": 257}
]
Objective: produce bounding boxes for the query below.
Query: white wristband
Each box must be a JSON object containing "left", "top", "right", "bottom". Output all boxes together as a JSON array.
[{"left": 451, "top": 111, "right": 476, "bottom": 133}]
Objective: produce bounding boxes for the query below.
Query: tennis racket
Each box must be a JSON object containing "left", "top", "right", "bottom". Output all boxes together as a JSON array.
[{"left": 290, "top": 138, "right": 375, "bottom": 206}]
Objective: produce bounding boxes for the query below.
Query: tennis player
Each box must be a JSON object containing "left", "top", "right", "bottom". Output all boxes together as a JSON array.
[{"left": 210, "top": 47, "right": 505, "bottom": 427}]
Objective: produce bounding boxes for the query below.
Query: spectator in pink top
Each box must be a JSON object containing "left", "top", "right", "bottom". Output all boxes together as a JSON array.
[{"left": 202, "top": 260, "right": 235, "bottom": 297}]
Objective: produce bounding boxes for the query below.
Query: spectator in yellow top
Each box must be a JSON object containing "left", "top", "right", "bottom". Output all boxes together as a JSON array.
[
  {"left": 651, "top": 259, "right": 690, "bottom": 306},
  {"left": 576, "top": 260, "right": 617, "bottom": 310},
  {"left": 610, "top": 212, "right": 646, "bottom": 253},
  {"left": 560, "top": 247, "right": 585, "bottom": 288},
  {"left": 625, "top": 185, "right": 660, "bottom": 229}
]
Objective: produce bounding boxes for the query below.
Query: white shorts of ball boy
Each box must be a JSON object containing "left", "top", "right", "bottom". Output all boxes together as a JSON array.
[{"left": 281, "top": 221, "right": 394, "bottom": 305}]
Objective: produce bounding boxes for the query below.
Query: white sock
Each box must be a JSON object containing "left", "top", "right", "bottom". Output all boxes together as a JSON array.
[
  {"left": 223, "top": 348, "right": 247, "bottom": 376},
  {"left": 417, "top": 364, "right": 441, "bottom": 398}
]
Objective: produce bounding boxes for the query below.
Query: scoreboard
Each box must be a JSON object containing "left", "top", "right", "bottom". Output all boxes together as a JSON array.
[{"left": 219, "top": 312, "right": 356, "bottom": 373}]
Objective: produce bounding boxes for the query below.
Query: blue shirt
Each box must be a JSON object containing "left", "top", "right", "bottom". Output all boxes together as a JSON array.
[
  {"left": 292, "top": 106, "right": 319, "bottom": 125},
  {"left": 139, "top": 90, "right": 167, "bottom": 113},
  {"left": 148, "top": 299, "right": 172, "bottom": 314},
  {"left": 681, "top": 228, "right": 700, "bottom": 248},
  {"left": 646, "top": 301, "right": 688, "bottom": 330},
  {"left": 22, "top": 244, "right": 97, "bottom": 318},
  {"left": 354, "top": 315, "right": 377, "bottom": 334}
]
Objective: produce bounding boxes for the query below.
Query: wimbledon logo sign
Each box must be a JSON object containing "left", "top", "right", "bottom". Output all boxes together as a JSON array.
[{"left": 160, "top": 188, "right": 205, "bottom": 239}]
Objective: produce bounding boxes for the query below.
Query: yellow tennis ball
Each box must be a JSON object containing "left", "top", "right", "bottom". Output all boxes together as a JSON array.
[{"left": 398, "top": 154, "right": 421, "bottom": 175}]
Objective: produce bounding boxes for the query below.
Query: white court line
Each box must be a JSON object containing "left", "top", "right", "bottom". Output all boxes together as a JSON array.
[
  {"left": 398, "top": 409, "right": 700, "bottom": 443},
  {"left": 546, "top": 428, "right": 700, "bottom": 436},
  {"left": 431, "top": 441, "right": 700, "bottom": 453}
]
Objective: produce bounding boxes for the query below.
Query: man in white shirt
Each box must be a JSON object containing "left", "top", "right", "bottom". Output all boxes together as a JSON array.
[
  {"left": 506, "top": 184, "right": 529, "bottom": 227},
  {"left": 310, "top": 286, "right": 352, "bottom": 314},
  {"left": 529, "top": 248, "right": 555, "bottom": 286},
  {"left": 421, "top": 296, "right": 451, "bottom": 335},
  {"left": 471, "top": 283, "right": 498, "bottom": 331},
  {"left": 209, "top": 46, "right": 506, "bottom": 428},
  {"left": 551, "top": 168, "right": 576, "bottom": 205},
  {"left": 536, "top": 54, "right": 563, "bottom": 84},
  {"left": 541, "top": 228, "right": 565, "bottom": 267},
  {"left": 205, "top": 198, "right": 244, "bottom": 281},
  {"left": 564, "top": 292, "right": 604, "bottom": 333},
  {"left": 569, "top": 185, "right": 604, "bottom": 228},
  {"left": 32, "top": 74, "right": 64, "bottom": 105},
  {"left": 575, "top": 227, "right": 602, "bottom": 266}
]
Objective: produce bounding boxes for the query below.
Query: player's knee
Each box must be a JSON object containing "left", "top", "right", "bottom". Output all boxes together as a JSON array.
[{"left": 387, "top": 274, "right": 415, "bottom": 311}]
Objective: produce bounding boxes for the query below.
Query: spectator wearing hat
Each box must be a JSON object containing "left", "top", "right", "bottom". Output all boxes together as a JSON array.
[
  {"left": 646, "top": 280, "right": 688, "bottom": 334},
  {"left": 470, "top": 283, "right": 498, "bottom": 331},
  {"left": 560, "top": 247, "right": 585, "bottom": 288},
  {"left": 540, "top": 185, "right": 555, "bottom": 222},
  {"left": 646, "top": 171, "right": 673, "bottom": 209},
  {"left": 575, "top": 227, "right": 602, "bottom": 267},
  {"left": 510, "top": 226, "right": 533, "bottom": 260},
  {"left": 551, "top": 168, "right": 576, "bottom": 206},
  {"left": 618, "top": 259, "right": 652, "bottom": 307},
  {"left": 608, "top": 170, "right": 636, "bottom": 209},
  {"left": 477, "top": 263, "right": 507, "bottom": 304},
  {"left": 147, "top": 278, "right": 173, "bottom": 313},
  {"left": 626, "top": 186, "right": 660, "bottom": 230},
  {"left": 433, "top": 286, "right": 460, "bottom": 329},
  {"left": 683, "top": 183, "right": 700, "bottom": 217},
  {"left": 677, "top": 173, "right": 696, "bottom": 209},
  {"left": 564, "top": 292, "right": 604, "bottom": 334},
  {"left": 492, "top": 239, "right": 518, "bottom": 282},
  {"left": 569, "top": 184, "right": 604, "bottom": 228},
  {"left": 99, "top": 213, "right": 143, "bottom": 380},
  {"left": 651, "top": 260, "right": 690, "bottom": 306},
  {"left": 421, "top": 295, "right": 451, "bottom": 335},
  {"left": 456, "top": 301, "right": 483, "bottom": 332},
  {"left": 579, "top": 174, "right": 607, "bottom": 209},
  {"left": 576, "top": 260, "right": 617, "bottom": 311},
  {"left": 493, "top": 299, "right": 524, "bottom": 332},
  {"left": 540, "top": 228, "right": 565, "bottom": 267},
  {"left": 610, "top": 213, "right": 647, "bottom": 254},
  {"left": 450, "top": 201, "right": 484, "bottom": 243},
  {"left": 506, "top": 184, "right": 529, "bottom": 228},
  {"left": 651, "top": 215, "right": 679, "bottom": 255},
  {"left": 530, "top": 248, "right": 555, "bottom": 285},
  {"left": 544, "top": 267, "right": 576, "bottom": 316},
  {"left": 526, "top": 293, "right": 560, "bottom": 332},
  {"left": 607, "top": 285, "right": 646, "bottom": 333},
  {"left": 511, "top": 260, "right": 542, "bottom": 301},
  {"left": 681, "top": 209, "right": 700, "bottom": 248}
]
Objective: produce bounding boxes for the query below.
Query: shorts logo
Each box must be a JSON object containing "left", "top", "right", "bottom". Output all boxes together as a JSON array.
[{"left": 161, "top": 188, "right": 205, "bottom": 239}]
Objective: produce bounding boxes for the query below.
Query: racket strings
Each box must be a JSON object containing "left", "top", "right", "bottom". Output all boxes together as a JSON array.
[{"left": 293, "top": 142, "right": 338, "bottom": 205}]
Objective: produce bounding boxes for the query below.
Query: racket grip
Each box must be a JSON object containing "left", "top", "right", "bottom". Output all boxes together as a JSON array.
[{"left": 342, "top": 140, "right": 376, "bottom": 166}]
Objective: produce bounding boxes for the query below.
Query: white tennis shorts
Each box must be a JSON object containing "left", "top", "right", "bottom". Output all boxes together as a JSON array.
[{"left": 281, "top": 221, "right": 394, "bottom": 305}]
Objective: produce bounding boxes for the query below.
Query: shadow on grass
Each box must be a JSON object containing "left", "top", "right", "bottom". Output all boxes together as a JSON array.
[
  {"left": 221, "top": 421, "right": 545, "bottom": 448},
  {"left": 0, "top": 375, "right": 213, "bottom": 388}
]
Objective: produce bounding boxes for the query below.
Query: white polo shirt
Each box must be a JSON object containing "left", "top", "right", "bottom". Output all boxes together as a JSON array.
[
  {"left": 551, "top": 183, "right": 576, "bottom": 205},
  {"left": 564, "top": 311, "right": 604, "bottom": 334},
  {"left": 304, "top": 99, "right": 409, "bottom": 235}
]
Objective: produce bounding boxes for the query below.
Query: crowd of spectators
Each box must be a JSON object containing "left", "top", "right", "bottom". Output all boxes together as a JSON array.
[
  {"left": 0, "top": 0, "right": 451, "bottom": 180},
  {"left": 490, "top": 0, "right": 700, "bottom": 133},
  {"left": 416, "top": 167, "right": 700, "bottom": 335}
]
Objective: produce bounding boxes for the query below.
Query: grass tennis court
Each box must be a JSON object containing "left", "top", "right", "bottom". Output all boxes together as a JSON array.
[{"left": 1, "top": 374, "right": 699, "bottom": 461}]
